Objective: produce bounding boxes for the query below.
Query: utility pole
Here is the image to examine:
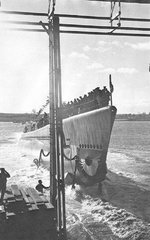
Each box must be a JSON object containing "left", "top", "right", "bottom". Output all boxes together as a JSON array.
[{"left": 49, "top": 15, "right": 67, "bottom": 240}]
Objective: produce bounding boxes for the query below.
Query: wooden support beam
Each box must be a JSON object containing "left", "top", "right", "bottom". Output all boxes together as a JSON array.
[
  {"left": 0, "top": 185, "right": 57, "bottom": 240},
  {"left": 39, "top": 21, "right": 49, "bottom": 34},
  {"left": 20, "top": 188, "right": 30, "bottom": 204},
  {"left": 11, "top": 185, "right": 22, "bottom": 197},
  {"left": 60, "top": 30, "right": 150, "bottom": 37},
  {"left": 89, "top": 0, "right": 150, "bottom": 4},
  {"left": 60, "top": 23, "right": 150, "bottom": 32},
  {"left": 26, "top": 188, "right": 44, "bottom": 204},
  {"left": 3, "top": 28, "right": 45, "bottom": 32},
  {"left": 0, "top": 20, "right": 48, "bottom": 26},
  {"left": 2, "top": 27, "right": 150, "bottom": 37},
  {"left": 57, "top": 14, "right": 150, "bottom": 22},
  {"left": 0, "top": 10, "right": 47, "bottom": 16},
  {"left": 2, "top": 20, "right": 150, "bottom": 32},
  {"left": 1, "top": 11, "right": 150, "bottom": 22}
]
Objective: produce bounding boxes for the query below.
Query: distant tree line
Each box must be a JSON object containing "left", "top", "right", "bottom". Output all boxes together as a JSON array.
[
  {"left": 1, "top": 112, "right": 150, "bottom": 123},
  {"left": 0, "top": 113, "right": 36, "bottom": 123},
  {"left": 116, "top": 113, "right": 150, "bottom": 121}
]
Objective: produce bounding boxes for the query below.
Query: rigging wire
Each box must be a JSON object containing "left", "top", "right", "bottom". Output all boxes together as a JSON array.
[
  {"left": 48, "top": 0, "right": 56, "bottom": 20},
  {"left": 33, "top": 149, "right": 50, "bottom": 168},
  {"left": 48, "top": 0, "right": 52, "bottom": 16},
  {"left": 110, "top": 0, "right": 121, "bottom": 28}
]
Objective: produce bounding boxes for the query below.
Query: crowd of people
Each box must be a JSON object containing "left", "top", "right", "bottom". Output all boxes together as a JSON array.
[
  {"left": 62, "top": 86, "right": 111, "bottom": 118},
  {"left": 24, "top": 112, "right": 49, "bottom": 133},
  {"left": 23, "top": 86, "right": 111, "bottom": 132}
]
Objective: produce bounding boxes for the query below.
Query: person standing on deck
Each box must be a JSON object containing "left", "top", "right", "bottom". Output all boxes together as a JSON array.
[
  {"left": 35, "top": 180, "right": 49, "bottom": 193},
  {"left": 0, "top": 168, "right": 10, "bottom": 203}
]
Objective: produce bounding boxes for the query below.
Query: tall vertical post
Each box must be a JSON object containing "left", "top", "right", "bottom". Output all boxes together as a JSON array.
[
  {"left": 49, "top": 15, "right": 66, "bottom": 240},
  {"left": 49, "top": 19, "right": 57, "bottom": 207},
  {"left": 57, "top": 18, "right": 66, "bottom": 238},
  {"left": 109, "top": 74, "right": 113, "bottom": 106},
  {"left": 53, "top": 15, "right": 66, "bottom": 240}
]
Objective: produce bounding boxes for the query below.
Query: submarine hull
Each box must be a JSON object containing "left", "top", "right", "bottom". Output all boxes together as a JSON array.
[{"left": 20, "top": 106, "right": 117, "bottom": 186}]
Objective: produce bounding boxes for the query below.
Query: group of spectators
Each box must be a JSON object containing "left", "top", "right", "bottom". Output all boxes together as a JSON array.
[
  {"left": 24, "top": 86, "right": 111, "bottom": 132},
  {"left": 24, "top": 112, "right": 49, "bottom": 133},
  {"left": 62, "top": 86, "right": 111, "bottom": 118}
]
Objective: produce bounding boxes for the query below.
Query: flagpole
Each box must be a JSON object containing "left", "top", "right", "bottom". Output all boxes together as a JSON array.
[{"left": 109, "top": 74, "right": 113, "bottom": 106}]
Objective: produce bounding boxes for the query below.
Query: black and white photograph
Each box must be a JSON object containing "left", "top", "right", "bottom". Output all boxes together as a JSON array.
[{"left": 0, "top": 1, "right": 150, "bottom": 239}]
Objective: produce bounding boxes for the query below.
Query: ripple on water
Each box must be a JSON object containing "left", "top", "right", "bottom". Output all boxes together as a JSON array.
[{"left": 66, "top": 186, "right": 150, "bottom": 240}]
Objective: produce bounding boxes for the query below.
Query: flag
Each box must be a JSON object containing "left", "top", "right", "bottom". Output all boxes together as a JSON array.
[{"left": 109, "top": 74, "right": 114, "bottom": 93}]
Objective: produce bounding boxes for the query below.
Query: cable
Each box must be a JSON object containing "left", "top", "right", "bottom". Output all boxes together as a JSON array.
[
  {"left": 48, "top": 0, "right": 56, "bottom": 20},
  {"left": 48, "top": 0, "right": 52, "bottom": 16},
  {"left": 63, "top": 152, "right": 78, "bottom": 161},
  {"left": 33, "top": 149, "right": 50, "bottom": 168}
]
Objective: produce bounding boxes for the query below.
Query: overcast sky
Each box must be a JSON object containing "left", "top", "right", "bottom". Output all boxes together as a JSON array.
[{"left": 0, "top": 0, "right": 150, "bottom": 114}]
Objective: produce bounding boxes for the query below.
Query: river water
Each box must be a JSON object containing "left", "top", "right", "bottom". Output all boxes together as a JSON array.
[{"left": 0, "top": 121, "right": 150, "bottom": 239}]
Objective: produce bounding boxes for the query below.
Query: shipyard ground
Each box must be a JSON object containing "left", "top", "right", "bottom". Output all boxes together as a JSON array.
[{"left": 0, "top": 185, "right": 57, "bottom": 240}]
